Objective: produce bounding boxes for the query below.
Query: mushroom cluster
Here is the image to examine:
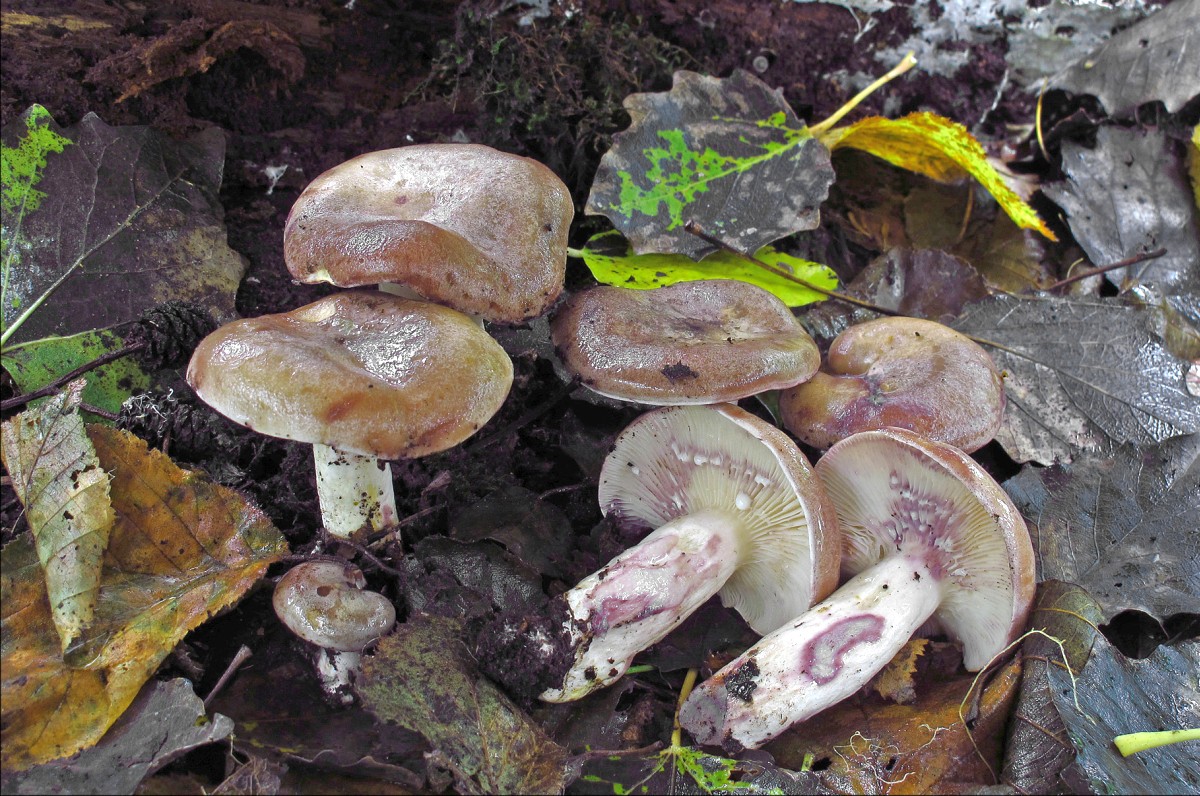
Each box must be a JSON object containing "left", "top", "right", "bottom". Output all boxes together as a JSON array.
[{"left": 188, "top": 143, "right": 574, "bottom": 538}]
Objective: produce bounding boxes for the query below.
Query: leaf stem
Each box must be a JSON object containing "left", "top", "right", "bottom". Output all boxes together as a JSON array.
[
  {"left": 672, "top": 668, "right": 699, "bottom": 749},
  {"left": 811, "top": 52, "right": 918, "bottom": 136}
]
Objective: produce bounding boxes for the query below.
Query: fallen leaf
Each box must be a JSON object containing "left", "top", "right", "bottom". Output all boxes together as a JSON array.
[
  {"left": 953, "top": 294, "right": 1200, "bottom": 464},
  {"left": 1050, "top": 0, "right": 1200, "bottom": 116},
  {"left": 820, "top": 112, "right": 1056, "bottom": 240},
  {"left": 1006, "top": 0, "right": 1152, "bottom": 86},
  {"left": 1, "top": 329, "right": 149, "bottom": 417},
  {"left": 1, "top": 425, "right": 287, "bottom": 770},
  {"left": 1043, "top": 127, "right": 1200, "bottom": 295},
  {"left": 1, "top": 380, "right": 112, "bottom": 655},
  {"left": 357, "top": 614, "right": 566, "bottom": 795},
  {"left": 1003, "top": 434, "right": 1199, "bottom": 629},
  {"left": 574, "top": 230, "right": 838, "bottom": 307},
  {"left": 0, "top": 104, "right": 244, "bottom": 348},
  {"left": 585, "top": 69, "right": 835, "bottom": 259},
  {"left": 870, "top": 639, "right": 929, "bottom": 705},
  {"left": 0, "top": 678, "right": 234, "bottom": 796}
]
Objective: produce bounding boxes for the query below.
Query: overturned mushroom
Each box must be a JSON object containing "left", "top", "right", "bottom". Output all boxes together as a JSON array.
[
  {"left": 273, "top": 560, "right": 396, "bottom": 703},
  {"left": 283, "top": 143, "right": 573, "bottom": 323},
  {"left": 780, "top": 317, "right": 1004, "bottom": 452},
  {"left": 187, "top": 290, "right": 513, "bottom": 537},
  {"left": 680, "top": 427, "right": 1034, "bottom": 750},
  {"left": 551, "top": 280, "right": 820, "bottom": 405},
  {"left": 534, "top": 403, "right": 840, "bottom": 702}
]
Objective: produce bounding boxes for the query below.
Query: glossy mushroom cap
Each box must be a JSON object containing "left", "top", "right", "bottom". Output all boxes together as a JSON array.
[
  {"left": 552, "top": 280, "right": 820, "bottom": 405},
  {"left": 273, "top": 561, "right": 396, "bottom": 651},
  {"left": 283, "top": 144, "right": 573, "bottom": 323},
  {"left": 780, "top": 317, "right": 1004, "bottom": 452},
  {"left": 599, "top": 404, "right": 841, "bottom": 634},
  {"left": 815, "top": 427, "right": 1034, "bottom": 669},
  {"left": 187, "top": 290, "right": 513, "bottom": 459}
]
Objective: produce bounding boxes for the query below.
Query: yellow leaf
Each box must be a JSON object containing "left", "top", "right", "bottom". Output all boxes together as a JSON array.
[
  {"left": 1, "top": 426, "right": 287, "bottom": 771},
  {"left": 822, "top": 112, "right": 1056, "bottom": 241}
]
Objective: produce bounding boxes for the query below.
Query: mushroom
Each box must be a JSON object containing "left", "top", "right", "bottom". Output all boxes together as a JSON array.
[
  {"left": 273, "top": 560, "right": 396, "bottom": 703},
  {"left": 679, "top": 427, "right": 1035, "bottom": 750},
  {"left": 779, "top": 317, "right": 1004, "bottom": 452},
  {"left": 187, "top": 290, "right": 513, "bottom": 537},
  {"left": 283, "top": 143, "right": 574, "bottom": 324},
  {"left": 539, "top": 403, "right": 841, "bottom": 702},
  {"left": 550, "top": 280, "right": 821, "bottom": 405}
]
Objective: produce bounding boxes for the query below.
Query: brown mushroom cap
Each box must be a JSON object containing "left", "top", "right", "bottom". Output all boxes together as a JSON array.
[
  {"left": 780, "top": 317, "right": 1005, "bottom": 452},
  {"left": 814, "top": 427, "right": 1035, "bottom": 669},
  {"left": 598, "top": 403, "right": 841, "bottom": 634},
  {"left": 552, "top": 280, "right": 820, "bottom": 405},
  {"left": 283, "top": 144, "right": 574, "bottom": 323},
  {"left": 186, "top": 290, "right": 513, "bottom": 459}
]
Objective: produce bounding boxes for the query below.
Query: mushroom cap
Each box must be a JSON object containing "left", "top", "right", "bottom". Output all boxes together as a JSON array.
[
  {"left": 814, "top": 428, "right": 1035, "bottom": 669},
  {"left": 552, "top": 280, "right": 820, "bottom": 405},
  {"left": 273, "top": 561, "right": 396, "bottom": 651},
  {"left": 283, "top": 144, "right": 573, "bottom": 323},
  {"left": 598, "top": 404, "right": 841, "bottom": 635},
  {"left": 780, "top": 317, "right": 1005, "bottom": 452},
  {"left": 186, "top": 290, "right": 513, "bottom": 459}
]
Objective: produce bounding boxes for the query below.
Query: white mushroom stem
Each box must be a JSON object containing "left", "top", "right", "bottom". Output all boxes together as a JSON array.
[
  {"left": 312, "top": 444, "right": 398, "bottom": 538},
  {"left": 680, "top": 554, "right": 943, "bottom": 750},
  {"left": 541, "top": 509, "right": 743, "bottom": 703}
]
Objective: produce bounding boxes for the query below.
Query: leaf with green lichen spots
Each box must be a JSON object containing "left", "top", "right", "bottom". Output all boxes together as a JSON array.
[
  {"left": 573, "top": 230, "right": 837, "bottom": 307},
  {"left": 1, "top": 104, "right": 72, "bottom": 215},
  {"left": 820, "top": 112, "right": 1056, "bottom": 241},
  {"left": 2, "top": 329, "right": 151, "bottom": 417},
  {"left": 586, "top": 69, "right": 835, "bottom": 260}
]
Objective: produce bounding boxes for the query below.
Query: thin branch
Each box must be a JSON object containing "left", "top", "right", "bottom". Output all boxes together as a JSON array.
[
  {"left": 1, "top": 342, "right": 145, "bottom": 412},
  {"left": 1047, "top": 248, "right": 1167, "bottom": 291}
]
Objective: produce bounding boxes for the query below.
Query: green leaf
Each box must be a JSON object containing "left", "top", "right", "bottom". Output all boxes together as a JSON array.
[
  {"left": 0, "top": 106, "right": 243, "bottom": 348},
  {"left": 2, "top": 329, "right": 150, "bottom": 417},
  {"left": 574, "top": 231, "right": 837, "bottom": 307},
  {"left": 0, "top": 380, "right": 113, "bottom": 656},
  {"left": 586, "top": 70, "right": 835, "bottom": 259},
  {"left": 821, "top": 112, "right": 1056, "bottom": 241},
  {"left": 358, "top": 614, "right": 566, "bottom": 795}
]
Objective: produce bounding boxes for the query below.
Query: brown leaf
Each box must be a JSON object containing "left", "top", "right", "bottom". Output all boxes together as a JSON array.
[
  {"left": 1, "top": 425, "right": 286, "bottom": 770},
  {"left": 870, "top": 638, "right": 929, "bottom": 705}
]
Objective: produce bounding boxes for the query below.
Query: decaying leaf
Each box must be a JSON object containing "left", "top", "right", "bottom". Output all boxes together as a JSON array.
[
  {"left": 1, "top": 424, "right": 287, "bottom": 770},
  {"left": 820, "top": 112, "right": 1055, "bottom": 241},
  {"left": 1, "top": 380, "right": 112, "bottom": 655},
  {"left": 357, "top": 614, "right": 566, "bottom": 795},
  {"left": 1003, "top": 434, "right": 1199, "bottom": 627},
  {"left": 0, "top": 104, "right": 243, "bottom": 348},
  {"left": 574, "top": 230, "right": 838, "bottom": 307},
  {"left": 954, "top": 294, "right": 1200, "bottom": 464},
  {"left": 1043, "top": 127, "right": 1200, "bottom": 295},
  {"left": 0, "top": 678, "right": 233, "bottom": 796},
  {"left": 1006, "top": 581, "right": 1200, "bottom": 795},
  {"left": 1050, "top": 0, "right": 1200, "bottom": 116},
  {"left": 1, "top": 329, "right": 150, "bottom": 417},
  {"left": 586, "top": 69, "right": 835, "bottom": 259},
  {"left": 870, "top": 638, "right": 929, "bottom": 705}
]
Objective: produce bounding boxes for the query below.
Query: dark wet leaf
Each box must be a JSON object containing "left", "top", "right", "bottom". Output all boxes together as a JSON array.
[
  {"left": 1006, "top": 581, "right": 1200, "bottom": 795},
  {"left": 639, "top": 599, "right": 756, "bottom": 674},
  {"left": 585, "top": 69, "right": 835, "bottom": 259},
  {"left": 450, "top": 486, "right": 576, "bottom": 580},
  {"left": 1050, "top": 0, "right": 1200, "bottom": 116},
  {"left": 953, "top": 294, "right": 1200, "bottom": 464},
  {"left": 0, "top": 679, "right": 233, "bottom": 796},
  {"left": 0, "top": 105, "right": 243, "bottom": 347},
  {"left": 405, "top": 536, "right": 547, "bottom": 619},
  {"left": 1003, "top": 434, "right": 1199, "bottom": 626},
  {"left": 1043, "top": 127, "right": 1199, "bottom": 295},
  {"left": 358, "top": 614, "right": 566, "bottom": 795}
]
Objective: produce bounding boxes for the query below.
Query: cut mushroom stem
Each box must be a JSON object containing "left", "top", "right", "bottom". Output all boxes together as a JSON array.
[
  {"left": 312, "top": 444, "right": 398, "bottom": 538},
  {"left": 536, "top": 404, "right": 840, "bottom": 703},
  {"left": 681, "top": 554, "right": 942, "bottom": 748}
]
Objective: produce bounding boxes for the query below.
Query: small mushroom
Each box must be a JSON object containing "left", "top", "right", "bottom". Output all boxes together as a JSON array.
[
  {"left": 779, "top": 317, "right": 1005, "bottom": 452},
  {"left": 680, "top": 427, "right": 1034, "bottom": 750},
  {"left": 273, "top": 560, "right": 396, "bottom": 703},
  {"left": 539, "top": 403, "right": 841, "bottom": 702},
  {"left": 283, "top": 143, "right": 574, "bottom": 324},
  {"left": 187, "top": 290, "right": 513, "bottom": 537},
  {"left": 551, "top": 280, "right": 820, "bottom": 405}
]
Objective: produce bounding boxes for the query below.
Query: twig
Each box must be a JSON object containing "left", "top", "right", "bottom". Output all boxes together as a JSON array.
[
  {"left": 331, "top": 534, "right": 405, "bottom": 578},
  {"left": 204, "top": 644, "right": 253, "bottom": 709},
  {"left": 1047, "top": 248, "right": 1167, "bottom": 291},
  {"left": 1, "top": 343, "right": 146, "bottom": 412}
]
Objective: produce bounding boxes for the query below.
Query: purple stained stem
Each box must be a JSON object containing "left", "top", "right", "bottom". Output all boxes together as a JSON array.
[
  {"left": 680, "top": 554, "right": 943, "bottom": 750},
  {"left": 540, "top": 509, "right": 742, "bottom": 702}
]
